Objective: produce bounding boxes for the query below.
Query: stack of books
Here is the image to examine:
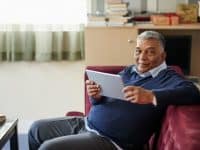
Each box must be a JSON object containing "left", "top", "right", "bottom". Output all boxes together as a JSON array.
[
  {"left": 106, "top": 0, "right": 129, "bottom": 17},
  {"left": 87, "top": 0, "right": 133, "bottom": 26},
  {"left": 105, "top": 0, "right": 131, "bottom": 25},
  {"left": 87, "top": 15, "right": 107, "bottom": 26}
]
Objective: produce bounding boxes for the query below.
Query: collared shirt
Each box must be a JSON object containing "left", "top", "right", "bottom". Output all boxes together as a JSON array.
[{"left": 131, "top": 61, "right": 167, "bottom": 78}]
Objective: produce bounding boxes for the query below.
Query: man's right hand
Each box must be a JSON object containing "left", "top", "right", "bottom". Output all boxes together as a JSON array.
[{"left": 86, "top": 80, "right": 102, "bottom": 100}]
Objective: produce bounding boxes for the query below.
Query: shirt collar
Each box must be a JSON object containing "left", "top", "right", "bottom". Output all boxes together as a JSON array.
[{"left": 131, "top": 61, "right": 167, "bottom": 78}]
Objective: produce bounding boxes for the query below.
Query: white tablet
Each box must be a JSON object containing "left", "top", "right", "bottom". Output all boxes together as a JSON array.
[{"left": 86, "top": 69, "right": 125, "bottom": 100}]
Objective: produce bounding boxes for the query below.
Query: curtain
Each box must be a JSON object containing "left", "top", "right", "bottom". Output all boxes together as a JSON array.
[
  {"left": 0, "top": 0, "right": 87, "bottom": 61},
  {"left": 0, "top": 24, "right": 84, "bottom": 61}
]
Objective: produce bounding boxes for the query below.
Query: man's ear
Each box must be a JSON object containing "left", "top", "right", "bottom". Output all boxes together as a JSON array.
[{"left": 162, "top": 51, "right": 167, "bottom": 60}]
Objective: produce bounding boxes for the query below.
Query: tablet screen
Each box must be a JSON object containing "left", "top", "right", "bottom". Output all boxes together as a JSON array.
[{"left": 86, "top": 69, "right": 125, "bottom": 100}]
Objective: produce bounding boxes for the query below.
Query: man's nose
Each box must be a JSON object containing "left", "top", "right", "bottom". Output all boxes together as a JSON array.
[{"left": 139, "top": 52, "right": 148, "bottom": 60}]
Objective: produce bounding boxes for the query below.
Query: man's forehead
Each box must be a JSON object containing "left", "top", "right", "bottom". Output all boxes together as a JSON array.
[
  {"left": 136, "top": 39, "right": 160, "bottom": 47},
  {"left": 136, "top": 45, "right": 157, "bottom": 51}
]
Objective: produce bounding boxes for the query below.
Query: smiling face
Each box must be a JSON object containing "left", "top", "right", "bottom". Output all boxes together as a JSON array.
[{"left": 134, "top": 38, "right": 166, "bottom": 73}]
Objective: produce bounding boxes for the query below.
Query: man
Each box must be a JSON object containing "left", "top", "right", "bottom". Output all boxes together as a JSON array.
[{"left": 28, "top": 31, "right": 200, "bottom": 150}]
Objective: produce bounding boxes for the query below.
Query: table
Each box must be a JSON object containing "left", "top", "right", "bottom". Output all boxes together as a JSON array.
[{"left": 0, "top": 119, "right": 19, "bottom": 150}]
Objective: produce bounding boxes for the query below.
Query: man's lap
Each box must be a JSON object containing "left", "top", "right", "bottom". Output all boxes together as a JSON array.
[
  {"left": 30, "top": 116, "right": 86, "bottom": 139},
  {"left": 29, "top": 117, "right": 117, "bottom": 150},
  {"left": 39, "top": 132, "right": 117, "bottom": 150}
]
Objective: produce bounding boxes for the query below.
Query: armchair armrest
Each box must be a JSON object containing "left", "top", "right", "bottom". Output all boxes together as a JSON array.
[
  {"left": 66, "top": 111, "right": 84, "bottom": 117},
  {"left": 157, "top": 105, "right": 200, "bottom": 150}
]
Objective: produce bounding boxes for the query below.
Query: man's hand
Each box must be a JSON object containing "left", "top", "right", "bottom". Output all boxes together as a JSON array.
[
  {"left": 86, "top": 80, "right": 102, "bottom": 100},
  {"left": 122, "top": 86, "right": 155, "bottom": 105}
]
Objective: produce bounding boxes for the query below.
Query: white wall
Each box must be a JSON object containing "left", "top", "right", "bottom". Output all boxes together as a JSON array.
[
  {"left": 146, "top": 0, "right": 158, "bottom": 12},
  {"left": 158, "top": 0, "right": 179, "bottom": 12}
]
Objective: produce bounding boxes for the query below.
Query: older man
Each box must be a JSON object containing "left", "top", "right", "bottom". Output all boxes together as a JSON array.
[{"left": 28, "top": 31, "right": 200, "bottom": 150}]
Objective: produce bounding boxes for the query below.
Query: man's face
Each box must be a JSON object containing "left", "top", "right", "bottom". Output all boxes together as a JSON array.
[{"left": 134, "top": 38, "right": 166, "bottom": 73}]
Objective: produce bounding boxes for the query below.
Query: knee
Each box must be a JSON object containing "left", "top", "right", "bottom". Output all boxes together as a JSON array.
[
  {"left": 28, "top": 120, "right": 47, "bottom": 150},
  {"left": 39, "top": 140, "right": 59, "bottom": 150},
  {"left": 28, "top": 119, "right": 52, "bottom": 145},
  {"left": 28, "top": 120, "right": 45, "bottom": 138}
]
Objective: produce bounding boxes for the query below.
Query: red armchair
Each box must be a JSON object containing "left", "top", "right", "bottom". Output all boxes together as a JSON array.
[{"left": 66, "top": 66, "right": 200, "bottom": 150}]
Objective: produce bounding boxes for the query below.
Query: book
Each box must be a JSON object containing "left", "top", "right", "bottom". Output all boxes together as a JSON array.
[
  {"left": 106, "top": 0, "right": 122, "bottom": 4},
  {"left": 107, "top": 3, "right": 128, "bottom": 9},
  {"left": 106, "top": 10, "right": 129, "bottom": 16},
  {"left": 108, "top": 16, "right": 132, "bottom": 23},
  {"left": 88, "top": 15, "right": 106, "bottom": 22},
  {"left": 87, "top": 21, "right": 107, "bottom": 26},
  {"left": 106, "top": 2, "right": 129, "bottom": 17},
  {"left": 107, "top": 7, "right": 128, "bottom": 12}
]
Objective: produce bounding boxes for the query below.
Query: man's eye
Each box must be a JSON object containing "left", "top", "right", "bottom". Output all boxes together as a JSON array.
[
  {"left": 148, "top": 50, "right": 156, "bottom": 55},
  {"left": 135, "top": 49, "right": 141, "bottom": 54}
]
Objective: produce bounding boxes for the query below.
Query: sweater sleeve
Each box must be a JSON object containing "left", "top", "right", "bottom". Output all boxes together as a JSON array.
[{"left": 153, "top": 81, "right": 200, "bottom": 106}]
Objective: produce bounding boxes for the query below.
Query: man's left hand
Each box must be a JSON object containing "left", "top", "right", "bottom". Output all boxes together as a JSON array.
[{"left": 122, "top": 86, "right": 155, "bottom": 104}]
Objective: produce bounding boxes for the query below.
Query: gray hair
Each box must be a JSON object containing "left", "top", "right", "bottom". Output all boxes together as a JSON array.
[{"left": 137, "top": 31, "right": 166, "bottom": 50}]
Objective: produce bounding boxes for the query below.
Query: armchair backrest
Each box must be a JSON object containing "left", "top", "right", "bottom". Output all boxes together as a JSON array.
[{"left": 84, "top": 65, "right": 183, "bottom": 115}]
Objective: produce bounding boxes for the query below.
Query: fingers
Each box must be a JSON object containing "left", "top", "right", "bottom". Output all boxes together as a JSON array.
[
  {"left": 86, "top": 80, "right": 101, "bottom": 97},
  {"left": 123, "top": 86, "right": 142, "bottom": 104},
  {"left": 122, "top": 86, "right": 136, "bottom": 93},
  {"left": 123, "top": 86, "right": 138, "bottom": 100},
  {"left": 86, "top": 80, "right": 100, "bottom": 91},
  {"left": 86, "top": 80, "right": 95, "bottom": 85},
  {"left": 88, "top": 86, "right": 100, "bottom": 95},
  {"left": 123, "top": 86, "right": 154, "bottom": 104}
]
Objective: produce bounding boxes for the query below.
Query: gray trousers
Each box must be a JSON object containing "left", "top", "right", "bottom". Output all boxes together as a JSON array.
[{"left": 28, "top": 117, "right": 117, "bottom": 150}]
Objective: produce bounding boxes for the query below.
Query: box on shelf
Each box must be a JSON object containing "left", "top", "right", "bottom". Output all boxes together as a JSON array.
[
  {"left": 176, "top": 4, "right": 198, "bottom": 23},
  {"left": 171, "top": 16, "right": 179, "bottom": 25},
  {"left": 151, "top": 14, "right": 179, "bottom": 25},
  {"left": 151, "top": 15, "right": 170, "bottom": 25}
]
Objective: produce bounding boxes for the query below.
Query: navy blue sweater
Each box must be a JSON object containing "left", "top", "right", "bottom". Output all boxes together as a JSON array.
[{"left": 87, "top": 66, "right": 200, "bottom": 149}]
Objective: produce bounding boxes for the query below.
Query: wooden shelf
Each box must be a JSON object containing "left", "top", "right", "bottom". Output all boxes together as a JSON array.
[{"left": 136, "top": 23, "right": 200, "bottom": 30}]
